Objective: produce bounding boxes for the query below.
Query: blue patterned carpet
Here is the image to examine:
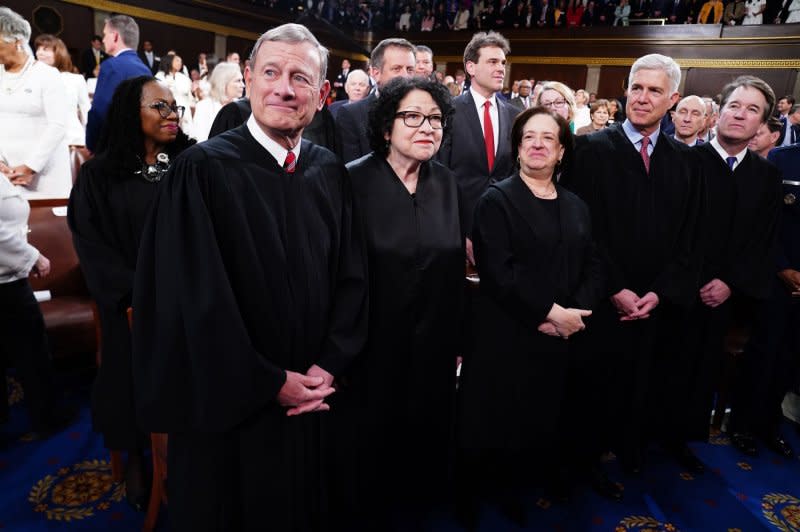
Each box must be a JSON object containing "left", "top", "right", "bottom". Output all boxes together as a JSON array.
[{"left": 2, "top": 371, "right": 800, "bottom": 531}]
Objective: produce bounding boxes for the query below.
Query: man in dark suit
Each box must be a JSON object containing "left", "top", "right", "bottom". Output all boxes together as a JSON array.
[
  {"left": 509, "top": 79, "right": 532, "bottom": 111},
  {"left": 80, "top": 35, "right": 107, "bottom": 79},
  {"left": 138, "top": 39, "right": 160, "bottom": 75},
  {"left": 562, "top": 54, "right": 703, "bottom": 489},
  {"left": 437, "top": 31, "right": 516, "bottom": 263},
  {"left": 332, "top": 58, "right": 351, "bottom": 101},
  {"left": 86, "top": 15, "right": 151, "bottom": 151},
  {"left": 536, "top": 0, "right": 558, "bottom": 26},
  {"left": 778, "top": 103, "right": 800, "bottom": 147},
  {"left": 328, "top": 69, "right": 370, "bottom": 120},
  {"left": 335, "top": 38, "right": 415, "bottom": 163}
]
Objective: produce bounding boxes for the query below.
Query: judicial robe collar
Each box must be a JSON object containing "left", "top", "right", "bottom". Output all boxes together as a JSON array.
[
  {"left": 246, "top": 114, "right": 302, "bottom": 170},
  {"left": 709, "top": 135, "right": 747, "bottom": 171}
]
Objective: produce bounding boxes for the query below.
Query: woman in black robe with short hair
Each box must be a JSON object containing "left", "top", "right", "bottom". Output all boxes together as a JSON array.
[
  {"left": 339, "top": 76, "right": 463, "bottom": 528},
  {"left": 457, "top": 107, "right": 605, "bottom": 525},
  {"left": 67, "top": 76, "right": 194, "bottom": 509}
]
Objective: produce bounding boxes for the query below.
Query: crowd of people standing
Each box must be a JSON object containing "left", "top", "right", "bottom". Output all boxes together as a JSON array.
[{"left": 1, "top": 4, "right": 800, "bottom": 531}]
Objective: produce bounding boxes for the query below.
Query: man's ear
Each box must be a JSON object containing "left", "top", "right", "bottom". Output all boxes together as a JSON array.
[{"left": 318, "top": 80, "right": 331, "bottom": 111}]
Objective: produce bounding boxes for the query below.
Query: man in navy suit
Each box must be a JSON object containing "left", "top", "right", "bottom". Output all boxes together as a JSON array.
[
  {"left": 335, "top": 38, "right": 416, "bottom": 164},
  {"left": 437, "top": 31, "right": 516, "bottom": 261},
  {"left": 86, "top": 15, "right": 151, "bottom": 151}
]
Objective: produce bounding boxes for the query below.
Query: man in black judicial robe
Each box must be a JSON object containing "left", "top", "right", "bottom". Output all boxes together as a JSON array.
[
  {"left": 561, "top": 54, "right": 703, "bottom": 476},
  {"left": 131, "top": 25, "right": 368, "bottom": 531},
  {"left": 681, "top": 77, "right": 782, "bottom": 454}
]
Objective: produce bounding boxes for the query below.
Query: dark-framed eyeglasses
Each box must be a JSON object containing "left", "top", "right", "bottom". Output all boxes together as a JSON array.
[
  {"left": 540, "top": 99, "right": 567, "bottom": 109},
  {"left": 395, "top": 111, "right": 445, "bottom": 129},
  {"left": 144, "top": 101, "right": 185, "bottom": 119}
]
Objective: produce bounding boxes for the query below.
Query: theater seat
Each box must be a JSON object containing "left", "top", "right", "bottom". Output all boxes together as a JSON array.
[{"left": 27, "top": 201, "right": 99, "bottom": 361}]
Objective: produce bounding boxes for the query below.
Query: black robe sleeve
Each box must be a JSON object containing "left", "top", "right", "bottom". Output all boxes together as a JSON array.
[
  {"left": 68, "top": 161, "right": 135, "bottom": 311},
  {"left": 208, "top": 99, "right": 251, "bottom": 138}
]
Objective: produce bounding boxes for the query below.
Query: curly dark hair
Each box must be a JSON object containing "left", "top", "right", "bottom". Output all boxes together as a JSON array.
[
  {"left": 367, "top": 76, "right": 454, "bottom": 158},
  {"left": 95, "top": 76, "right": 194, "bottom": 171},
  {"left": 510, "top": 106, "right": 574, "bottom": 171}
]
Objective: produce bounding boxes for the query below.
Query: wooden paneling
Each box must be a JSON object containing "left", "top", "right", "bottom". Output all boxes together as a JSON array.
[
  {"left": 510, "top": 64, "right": 587, "bottom": 90},
  {"left": 597, "top": 66, "right": 630, "bottom": 100},
  {"left": 226, "top": 35, "right": 256, "bottom": 62},
  {"left": 683, "top": 68, "right": 798, "bottom": 99},
  {"left": 4, "top": 0, "right": 94, "bottom": 62}
]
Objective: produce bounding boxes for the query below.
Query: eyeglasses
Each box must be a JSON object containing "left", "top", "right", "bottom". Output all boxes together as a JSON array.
[
  {"left": 395, "top": 111, "right": 445, "bottom": 129},
  {"left": 144, "top": 101, "right": 185, "bottom": 119},
  {"left": 540, "top": 99, "right": 567, "bottom": 109}
]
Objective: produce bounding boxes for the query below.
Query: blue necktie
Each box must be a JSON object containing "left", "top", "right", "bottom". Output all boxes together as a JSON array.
[{"left": 726, "top": 156, "right": 736, "bottom": 170}]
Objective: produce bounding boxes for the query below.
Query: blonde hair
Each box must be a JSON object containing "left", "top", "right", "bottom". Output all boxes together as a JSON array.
[{"left": 537, "top": 81, "right": 577, "bottom": 122}]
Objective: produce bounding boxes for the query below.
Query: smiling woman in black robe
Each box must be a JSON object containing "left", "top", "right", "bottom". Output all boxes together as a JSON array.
[
  {"left": 67, "top": 76, "right": 194, "bottom": 509},
  {"left": 457, "top": 107, "right": 604, "bottom": 523},
  {"left": 339, "top": 76, "right": 463, "bottom": 527}
]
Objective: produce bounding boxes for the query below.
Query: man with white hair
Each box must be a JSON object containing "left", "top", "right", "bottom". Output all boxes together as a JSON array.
[
  {"left": 672, "top": 95, "right": 707, "bottom": 146},
  {"left": 132, "top": 23, "right": 368, "bottom": 530},
  {"left": 562, "top": 53, "right": 703, "bottom": 490},
  {"left": 328, "top": 68, "right": 370, "bottom": 119}
]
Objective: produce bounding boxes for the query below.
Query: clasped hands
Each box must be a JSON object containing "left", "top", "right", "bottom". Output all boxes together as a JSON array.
[
  {"left": 699, "top": 278, "right": 731, "bottom": 308},
  {"left": 538, "top": 303, "right": 592, "bottom": 339},
  {"left": 277, "top": 364, "right": 335, "bottom": 417},
  {"left": 0, "top": 162, "right": 36, "bottom": 186},
  {"left": 612, "top": 288, "right": 659, "bottom": 321}
]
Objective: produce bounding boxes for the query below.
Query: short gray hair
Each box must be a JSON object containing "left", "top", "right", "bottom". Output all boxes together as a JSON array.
[
  {"left": 0, "top": 7, "right": 31, "bottom": 43},
  {"left": 208, "top": 62, "right": 242, "bottom": 102},
  {"left": 415, "top": 44, "right": 433, "bottom": 57},
  {"left": 249, "top": 23, "right": 328, "bottom": 87},
  {"left": 676, "top": 94, "right": 707, "bottom": 114},
  {"left": 629, "top": 53, "right": 681, "bottom": 95},
  {"left": 105, "top": 15, "right": 140, "bottom": 50}
]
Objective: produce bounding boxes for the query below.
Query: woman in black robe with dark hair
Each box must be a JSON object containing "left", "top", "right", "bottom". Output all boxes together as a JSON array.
[
  {"left": 67, "top": 76, "right": 194, "bottom": 509},
  {"left": 457, "top": 107, "right": 605, "bottom": 525},
  {"left": 339, "top": 76, "right": 463, "bottom": 528}
]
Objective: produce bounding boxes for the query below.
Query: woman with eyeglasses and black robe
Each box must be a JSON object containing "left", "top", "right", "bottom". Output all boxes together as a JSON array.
[
  {"left": 333, "top": 76, "right": 463, "bottom": 528},
  {"left": 67, "top": 76, "right": 194, "bottom": 511}
]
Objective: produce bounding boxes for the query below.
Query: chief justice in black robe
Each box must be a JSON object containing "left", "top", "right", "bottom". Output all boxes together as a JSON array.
[
  {"left": 458, "top": 108, "right": 604, "bottom": 519},
  {"left": 131, "top": 26, "right": 368, "bottom": 531},
  {"left": 338, "top": 77, "right": 463, "bottom": 527}
]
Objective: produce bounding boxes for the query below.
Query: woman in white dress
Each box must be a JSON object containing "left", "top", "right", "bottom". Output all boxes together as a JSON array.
[
  {"left": 34, "top": 34, "right": 90, "bottom": 147},
  {"left": 191, "top": 62, "right": 244, "bottom": 142},
  {"left": 0, "top": 8, "right": 70, "bottom": 199},
  {"left": 155, "top": 54, "right": 194, "bottom": 136}
]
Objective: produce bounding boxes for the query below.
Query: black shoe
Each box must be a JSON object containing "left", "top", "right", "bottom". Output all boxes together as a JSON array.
[
  {"left": 124, "top": 459, "right": 149, "bottom": 512},
  {"left": 731, "top": 432, "right": 758, "bottom": 457},
  {"left": 620, "top": 448, "right": 643, "bottom": 475},
  {"left": 589, "top": 465, "right": 623, "bottom": 502},
  {"left": 668, "top": 443, "right": 705, "bottom": 474},
  {"left": 762, "top": 433, "right": 794, "bottom": 458}
]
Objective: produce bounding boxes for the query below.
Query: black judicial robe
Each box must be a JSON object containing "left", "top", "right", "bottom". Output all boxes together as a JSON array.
[
  {"left": 339, "top": 154, "right": 464, "bottom": 507},
  {"left": 458, "top": 177, "right": 604, "bottom": 451},
  {"left": 131, "top": 126, "right": 368, "bottom": 530},
  {"left": 67, "top": 154, "right": 161, "bottom": 450},
  {"left": 682, "top": 144, "right": 781, "bottom": 439},
  {"left": 561, "top": 124, "right": 702, "bottom": 446}
]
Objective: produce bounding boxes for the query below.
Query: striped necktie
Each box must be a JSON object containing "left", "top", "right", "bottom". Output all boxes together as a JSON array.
[{"left": 284, "top": 151, "right": 296, "bottom": 173}]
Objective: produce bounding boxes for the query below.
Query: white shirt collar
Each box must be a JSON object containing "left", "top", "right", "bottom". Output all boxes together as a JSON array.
[
  {"left": 246, "top": 115, "right": 301, "bottom": 169},
  {"left": 710, "top": 136, "right": 747, "bottom": 170},
  {"left": 470, "top": 86, "right": 497, "bottom": 110}
]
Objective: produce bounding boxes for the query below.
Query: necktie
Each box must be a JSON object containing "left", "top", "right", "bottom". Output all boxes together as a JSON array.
[
  {"left": 484, "top": 100, "right": 495, "bottom": 171},
  {"left": 284, "top": 151, "right": 296, "bottom": 173},
  {"left": 639, "top": 135, "right": 650, "bottom": 173},
  {"left": 726, "top": 156, "right": 736, "bottom": 170}
]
